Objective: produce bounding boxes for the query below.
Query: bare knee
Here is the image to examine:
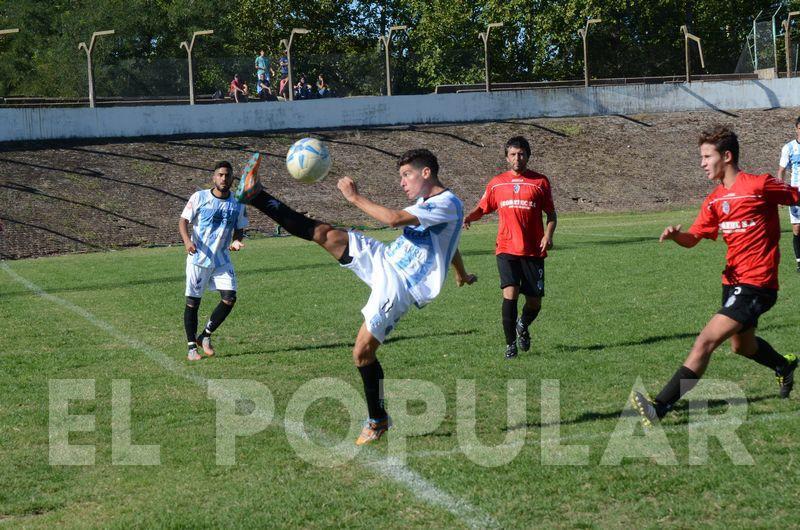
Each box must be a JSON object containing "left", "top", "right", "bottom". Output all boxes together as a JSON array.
[
  {"left": 312, "top": 223, "right": 335, "bottom": 246},
  {"left": 352, "top": 342, "right": 377, "bottom": 367}
]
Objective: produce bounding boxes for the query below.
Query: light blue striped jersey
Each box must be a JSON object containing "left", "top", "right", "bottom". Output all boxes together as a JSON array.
[
  {"left": 384, "top": 190, "right": 463, "bottom": 306},
  {"left": 780, "top": 140, "right": 800, "bottom": 187},
  {"left": 181, "top": 189, "right": 248, "bottom": 268}
]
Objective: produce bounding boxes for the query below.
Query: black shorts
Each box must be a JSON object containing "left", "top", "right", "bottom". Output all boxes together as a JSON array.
[
  {"left": 496, "top": 254, "right": 544, "bottom": 297},
  {"left": 717, "top": 284, "right": 777, "bottom": 331}
]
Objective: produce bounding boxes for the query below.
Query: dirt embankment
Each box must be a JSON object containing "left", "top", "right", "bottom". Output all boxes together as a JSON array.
[{"left": 1, "top": 107, "right": 797, "bottom": 259}]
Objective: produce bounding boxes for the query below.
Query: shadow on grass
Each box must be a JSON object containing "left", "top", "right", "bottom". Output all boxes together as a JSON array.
[{"left": 223, "top": 329, "right": 479, "bottom": 358}]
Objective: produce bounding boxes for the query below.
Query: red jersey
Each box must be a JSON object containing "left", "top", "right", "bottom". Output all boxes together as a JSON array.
[
  {"left": 688, "top": 172, "right": 800, "bottom": 289},
  {"left": 476, "top": 169, "right": 555, "bottom": 257}
]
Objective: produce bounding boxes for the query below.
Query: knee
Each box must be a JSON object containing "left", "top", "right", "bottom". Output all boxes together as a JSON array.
[
  {"left": 220, "top": 291, "right": 237, "bottom": 306},
  {"left": 312, "top": 223, "right": 334, "bottom": 245},
  {"left": 185, "top": 296, "right": 201, "bottom": 308},
  {"left": 525, "top": 297, "right": 541, "bottom": 311},
  {"left": 690, "top": 336, "right": 717, "bottom": 358},
  {"left": 352, "top": 343, "right": 376, "bottom": 367}
]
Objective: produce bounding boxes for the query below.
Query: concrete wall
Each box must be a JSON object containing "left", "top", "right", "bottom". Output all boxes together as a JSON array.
[{"left": 2, "top": 78, "right": 799, "bottom": 143}]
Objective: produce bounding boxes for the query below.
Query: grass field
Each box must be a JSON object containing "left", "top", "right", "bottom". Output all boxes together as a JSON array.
[{"left": 2, "top": 209, "right": 800, "bottom": 528}]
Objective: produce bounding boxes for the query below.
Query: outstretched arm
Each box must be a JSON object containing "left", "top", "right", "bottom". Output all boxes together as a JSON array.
[
  {"left": 463, "top": 205, "right": 485, "bottom": 229},
  {"left": 451, "top": 249, "right": 477, "bottom": 286},
  {"left": 337, "top": 176, "right": 419, "bottom": 227},
  {"left": 660, "top": 224, "right": 701, "bottom": 248}
]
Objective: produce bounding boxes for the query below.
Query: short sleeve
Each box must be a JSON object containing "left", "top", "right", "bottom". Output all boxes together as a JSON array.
[
  {"left": 780, "top": 144, "right": 790, "bottom": 169},
  {"left": 236, "top": 205, "right": 249, "bottom": 229},
  {"left": 181, "top": 192, "right": 199, "bottom": 222},
  {"left": 540, "top": 178, "right": 555, "bottom": 213},
  {"left": 762, "top": 174, "right": 800, "bottom": 206},
  {"left": 476, "top": 183, "right": 496, "bottom": 214},
  {"left": 687, "top": 196, "right": 719, "bottom": 241},
  {"left": 404, "top": 195, "right": 460, "bottom": 229}
]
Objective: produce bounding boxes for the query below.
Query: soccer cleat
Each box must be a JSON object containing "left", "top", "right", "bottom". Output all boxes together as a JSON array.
[
  {"left": 200, "top": 335, "right": 215, "bottom": 357},
  {"left": 187, "top": 346, "right": 202, "bottom": 361},
  {"left": 516, "top": 318, "right": 530, "bottom": 352},
  {"left": 355, "top": 416, "right": 391, "bottom": 446},
  {"left": 505, "top": 342, "right": 518, "bottom": 360},
  {"left": 630, "top": 391, "right": 660, "bottom": 426},
  {"left": 234, "top": 152, "right": 263, "bottom": 203},
  {"left": 776, "top": 354, "right": 798, "bottom": 399}
]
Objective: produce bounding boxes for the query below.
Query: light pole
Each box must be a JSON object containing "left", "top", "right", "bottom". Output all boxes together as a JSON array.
[
  {"left": 478, "top": 22, "right": 503, "bottom": 92},
  {"left": 772, "top": 3, "right": 784, "bottom": 77},
  {"left": 180, "top": 30, "right": 213, "bottom": 105},
  {"left": 279, "top": 28, "right": 310, "bottom": 101},
  {"left": 680, "top": 25, "right": 705, "bottom": 83},
  {"left": 783, "top": 11, "right": 800, "bottom": 77},
  {"left": 753, "top": 10, "right": 764, "bottom": 71},
  {"left": 578, "top": 18, "right": 601, "bottom": 88},
  {"left": 78, "top": 29, "right": 115, "bottom": 108},
  {"left": 0, "top": 28, "right": 20, "bottom": 37},
  {"left": 378, "top": 25, "right": 408, "bottom": 96}
]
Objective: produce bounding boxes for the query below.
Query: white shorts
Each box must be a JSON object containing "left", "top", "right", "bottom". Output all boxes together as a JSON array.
[
  {"left": 185, "top": 256, "right": 237, "bottom": 297},
  {"left": 790, "top": 205, "right": 800, "bottom": 225},
  {"left": 342, "top": 231, "right": 416, "bottom": 343}
]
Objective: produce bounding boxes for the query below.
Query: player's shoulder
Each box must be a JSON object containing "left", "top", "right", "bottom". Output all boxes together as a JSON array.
[
  {"left": 522, "top": 169, "right": 550, "bottom": 183},
  {"left": 488, "top": 171, "right": 513, "bottom": 185}
]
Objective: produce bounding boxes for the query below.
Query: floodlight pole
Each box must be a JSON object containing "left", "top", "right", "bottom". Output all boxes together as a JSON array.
[
  {"left": 280, "top": 28, "right": 310, "bottom": 101},
  {"left": 754, "top": 10, "right": 763, "bottom": 71},
  {"left": 378, "top": 25, "right": 408, "bottom": 96},
  {"left": 578, "top": 18, "right": 601, "bottom": 88},
  {"left": 772, "top": 3, "right": 785, "bottom": 76},
  {"left": 180, "top": 30, "right": 213, "bottom": 105},
  {"left": 783, "top": 12, "right": 800, "bottom": 77},
  {"left": 680, "top": 26, "right": 705, "bottom": 83},
  {"left": 0, "top": 28, "right": 20, "bottom": 38},
  {"left": 78, "top": 30, "right": 115, "bottom": 108},
  {"left": 479, "top": 22, "right": 503, "bottom": 92}
]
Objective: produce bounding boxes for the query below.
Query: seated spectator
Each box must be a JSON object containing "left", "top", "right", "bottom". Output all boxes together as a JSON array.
[
  {"left": 294, "top": 74, "right": 312, "bottom": 100},
  {"left": 316, "top": 74, "right": 331, "bottom": 98},
  {"left": 229, "top": 74, "right": 248, "bottom": 103},
  {"left": 257, "top": 73, "right": 275, "bottom": 101}
]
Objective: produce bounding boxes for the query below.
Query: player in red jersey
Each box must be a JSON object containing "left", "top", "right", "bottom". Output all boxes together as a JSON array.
[
  {"left": 464, "top": 136, "right": 557, "bottom": 359},
  {"left": 632, "top": 126, "right": 800, "bottom": 426}
]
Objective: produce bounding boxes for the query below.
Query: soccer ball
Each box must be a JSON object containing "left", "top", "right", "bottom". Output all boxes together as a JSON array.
[{"left": 286, "top": 138, "right": 331, "bottom": 184}]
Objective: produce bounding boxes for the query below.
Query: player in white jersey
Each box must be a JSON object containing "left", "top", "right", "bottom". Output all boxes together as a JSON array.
[
  {"left": 235, "top": 149, "right": 476, "bottom": 445},
  {"left": 179, "top": 161, "right": 248, "bottom": 361},
  {"left": 778, "top": 116, "right": 800, "bottom": 271}
]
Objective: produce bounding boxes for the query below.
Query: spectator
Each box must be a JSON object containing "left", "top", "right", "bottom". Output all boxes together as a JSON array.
[
  {"left": 257, "top": 73, "right": 275, "bottom": 101},
  {"left": 294, "top": 74, "right": 312, "bottom": 100},
  {"left": 229, "top": 74, "right": 248, "bottom": 103},
  {"left": 316, "top": 74, "right": 331, "bottom": 98},
  {"left": 278, "top": 50, "right": 290, "bottom": 99}
]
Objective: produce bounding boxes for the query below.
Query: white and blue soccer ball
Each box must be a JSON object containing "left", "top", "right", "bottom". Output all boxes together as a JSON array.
[{"left": 286, "top": 138, "right": 332, "bottom": 184}]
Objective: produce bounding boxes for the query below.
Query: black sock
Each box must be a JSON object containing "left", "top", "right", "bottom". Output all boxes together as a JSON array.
[
  {"left": 358, "top": 361, "right": 386, "bottom": 419},
  {"left": 654, "top": 366, "right": 700, "bottom": 415},
  {"left": 751, "top": 337, "right": 789, "bottom": 372},
  {"left": 250, "top": 190, "right": 319, "bottom": 241},
  {"left": 184, "top": 300, "right": 200, "bottom": 343},
  {"left": 520, "top": 305, "right": 541, "bottom": 329},
  {"left": 502, "top": 298, "right": 518, "bottom": 345},
  {"left": 202, "top": 300, "right": 234, "bottom": 335},
  {"left": 794, "top": 234, "right": 800, "bottom": 263}
]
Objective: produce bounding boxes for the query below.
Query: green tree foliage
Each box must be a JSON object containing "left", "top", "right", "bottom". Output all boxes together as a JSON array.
[{"left": 0, "top": 0, "right": 794, "bottom": 98}]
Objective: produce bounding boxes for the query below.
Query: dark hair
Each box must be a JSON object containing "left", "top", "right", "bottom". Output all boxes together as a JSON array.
[
  {"left": 214, "top": 161, "right": 233, "bottom": 172},
  {"left": 505, "top": 136, "right": 531, "bottom": 157},
  {"left": 698, "top": 126, "right": 739, "bottom": 164},
  {"left": 795, "top": 116, "right": 800, "bottom": 127},
  {"left": 397, "top": 149, "right": 439, "bottom": 179}
]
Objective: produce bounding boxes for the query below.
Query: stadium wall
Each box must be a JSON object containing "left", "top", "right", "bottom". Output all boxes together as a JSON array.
[{"left": 2, "top": 78, "right": 799, "bottom": 143}]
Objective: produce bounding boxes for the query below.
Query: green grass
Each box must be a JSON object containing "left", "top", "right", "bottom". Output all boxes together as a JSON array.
[{"left": 2, "top": 209, "right": 800, "bottom": 528}]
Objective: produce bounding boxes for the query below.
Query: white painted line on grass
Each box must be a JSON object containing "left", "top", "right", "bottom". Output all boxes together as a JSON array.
[{"left": 1, "top": 262, "right": 498, "bottom": 530}]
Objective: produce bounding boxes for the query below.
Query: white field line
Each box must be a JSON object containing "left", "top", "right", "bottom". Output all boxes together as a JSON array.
[
  {"left": 1, "top": 262, "right": 498, "bottom": 530},
  {"left": 407, "top": 409, "right": 800, "bottom": 459}
]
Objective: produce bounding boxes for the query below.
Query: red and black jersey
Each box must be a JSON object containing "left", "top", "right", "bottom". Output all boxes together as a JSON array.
[
  {"left": 689, "top": 172, "right": 800, "bottom": 289},
  {"left": 476, "top": 169, "right": 555, "bottom": 257}
]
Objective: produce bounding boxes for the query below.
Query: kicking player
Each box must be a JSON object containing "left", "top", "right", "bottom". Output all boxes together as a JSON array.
[
  {"left": 632, "top": 126, "right": 799, "bottom": 426},
  {"left": 235, "top": 148, "right": 476, "bottom": 445},
  {"left": 179, "top": 161, "right": 247, "bottom": 361},
  {"left": 777, "top": 115, "right": 800, "bottom": 272},
  {"left": 463, "top": 136, "right": 557, "bottom": 359}
]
